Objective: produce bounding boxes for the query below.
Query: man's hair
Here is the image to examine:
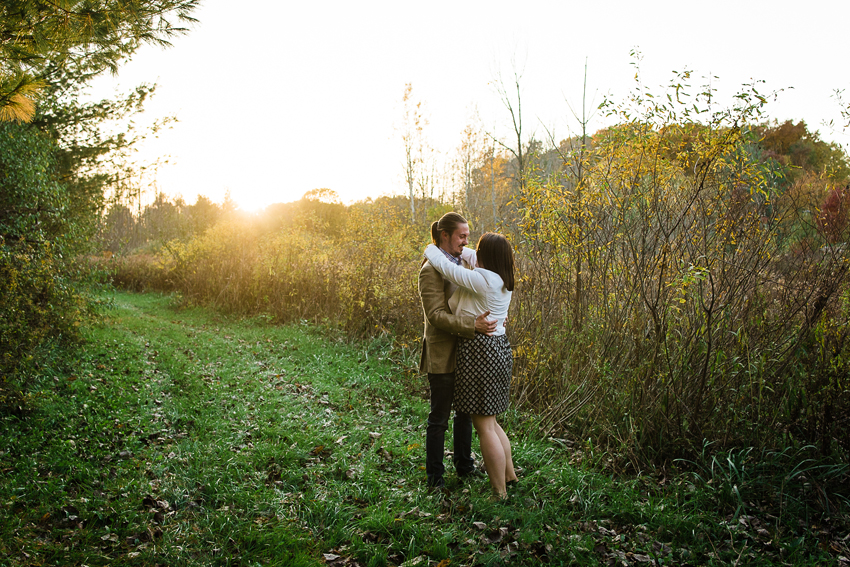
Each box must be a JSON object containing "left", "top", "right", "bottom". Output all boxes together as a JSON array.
[
  {"left": 476, "top": 232, "right": 515, "bottom": 291},
  {"left": 430, "top": 212, "right": 468, "bottom": 245}
]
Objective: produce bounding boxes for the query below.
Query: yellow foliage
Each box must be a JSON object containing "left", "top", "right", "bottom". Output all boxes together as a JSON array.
[{"left": 0, "top": 79, "right": 44, "bottom": 123}]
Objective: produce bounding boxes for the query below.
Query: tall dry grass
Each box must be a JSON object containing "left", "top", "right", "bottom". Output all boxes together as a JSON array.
[{"left": 111, "top": 199, "right": 428, "bottom": 342}]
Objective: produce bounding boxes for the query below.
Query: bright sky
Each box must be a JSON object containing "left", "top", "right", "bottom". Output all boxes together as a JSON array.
[{"left": 88, "top": 0, "right": 850, "bottom": 211}]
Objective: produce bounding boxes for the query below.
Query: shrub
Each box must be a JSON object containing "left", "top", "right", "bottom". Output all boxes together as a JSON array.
[{"left": 0, "top": 123, "right": 87, "bottom": 410}]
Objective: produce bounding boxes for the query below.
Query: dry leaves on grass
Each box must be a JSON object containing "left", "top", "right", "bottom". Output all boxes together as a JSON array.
[{"left": 322, "top": 549, "right": 360, "bottom": 566}]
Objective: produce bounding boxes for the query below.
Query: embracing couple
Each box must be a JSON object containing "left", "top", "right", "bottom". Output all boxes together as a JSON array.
[{"left": 418, "top": 211, "right": 518, "bottom": 500}]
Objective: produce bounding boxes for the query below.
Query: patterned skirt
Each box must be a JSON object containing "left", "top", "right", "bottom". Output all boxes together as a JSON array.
[{"left": 455, "top": 333, "right": 513, "bottom": 416}]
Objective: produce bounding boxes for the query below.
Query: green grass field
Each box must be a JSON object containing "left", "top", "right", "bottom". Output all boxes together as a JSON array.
[{"left": 1, "top": 292, "right": 846, "bottom": 566}]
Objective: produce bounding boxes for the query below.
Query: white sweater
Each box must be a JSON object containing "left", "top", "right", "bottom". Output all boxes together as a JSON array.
[{"left": 424, "top": 244, "right": 511, "bottom": 336}]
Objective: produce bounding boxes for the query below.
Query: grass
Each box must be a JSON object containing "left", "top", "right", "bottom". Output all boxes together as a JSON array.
[{"left": 1, "top": 291, "right": 847, "bottom": 566}]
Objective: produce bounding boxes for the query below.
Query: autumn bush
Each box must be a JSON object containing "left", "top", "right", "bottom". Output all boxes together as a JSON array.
[{"left": 502, "top": 80, "right": 850, "bottom": 468}]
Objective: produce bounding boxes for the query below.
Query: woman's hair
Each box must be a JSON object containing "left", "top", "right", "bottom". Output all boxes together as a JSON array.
[
  {"left": 430, "top": 212, "right": 468, "bottom": 245},
  {"left": 476, "top": 232, "right": 515, "bottom": 291}
]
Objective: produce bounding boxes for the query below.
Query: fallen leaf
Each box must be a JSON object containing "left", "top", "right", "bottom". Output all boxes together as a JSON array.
[
  {"left": 399, "top": 506, "right": 420, "bottom": 518},
  {"left": 594, "top": 543, "right": 608, "bottom": 555},
  {"left": 400, "top": 556, "right": 428, "bottom": 567},
  {"left": 473, "top": 521, "right": 487, "bottom": 530},
  {"left": 652, "top": 541, "right": 672, "bottom": 555}
]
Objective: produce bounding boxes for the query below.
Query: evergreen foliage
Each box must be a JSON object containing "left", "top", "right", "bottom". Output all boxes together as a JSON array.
[{"left": 0, "top": 0, "right": 198, "bottom": 122}]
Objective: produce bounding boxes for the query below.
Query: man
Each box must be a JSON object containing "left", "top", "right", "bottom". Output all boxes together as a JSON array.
[{"left": 418, "top": 212, "right": 496, "bottom": 489}]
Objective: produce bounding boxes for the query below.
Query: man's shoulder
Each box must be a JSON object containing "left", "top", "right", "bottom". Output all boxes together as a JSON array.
[
  {"left": 418, "top": 261, "right": 445, "bottom": 293},
  {"left": 419, "top": 261, "right": 441, "bottom": 279}
]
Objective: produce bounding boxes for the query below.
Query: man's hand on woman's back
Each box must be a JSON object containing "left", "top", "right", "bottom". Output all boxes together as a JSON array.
[{"left": 475, "top": 311, "right": 497, "bottom": 335}]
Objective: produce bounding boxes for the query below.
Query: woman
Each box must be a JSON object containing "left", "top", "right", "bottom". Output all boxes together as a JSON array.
[{"left": 423, "top": 232, "right": 518, "bottom": 499}]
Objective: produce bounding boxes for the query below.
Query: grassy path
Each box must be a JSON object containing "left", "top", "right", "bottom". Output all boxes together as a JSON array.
[{"left": 0, "top": 292, "right": 843, "bottom": 566}]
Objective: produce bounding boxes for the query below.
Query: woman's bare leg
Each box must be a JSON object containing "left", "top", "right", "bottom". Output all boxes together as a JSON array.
[
  {"left": 494, "top": 422, "right": 517, "bottom": 483},
  {"left": 472, "top": 415, "right": 506, "bottom": 497}
]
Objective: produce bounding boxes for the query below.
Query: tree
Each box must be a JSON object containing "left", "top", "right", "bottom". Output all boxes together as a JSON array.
[
  {"left": 454, "top": 111, "right": 515, "bottom": 233},
  {"left": 299, "top": 189, "right": 346, "bottom": 236},
  {"left": 817, "top": 184, "right": 850, "bottom": 243},
  {"left": 756, "top": 120, "right": 850, "bottom": 182},
  {"left": 221, "top": 190, "right": 239, "bottom": 216},
  {"left": 187, "top": 195, "right": 222, "bottom": 237},
  {"left": 546, "top": 58, "right": 599, "bottom": 329},
  {"left": 303, "top": 188, "right": 342, "bottom": 204},
  {"left": 100, "top": 202, "right": 136, "bottom": 252},
  {"left": 0, "top": 0, "right": 199, "bottom": 123},
  {"left": 141, "top": 191, "right": 182, "bottom": 243},
  {"left": 399, "top": 83, "right": 428, "bottom": 224},
  {"left": 829, "top": 88, "right": 850, "bottom": 132},
  {"left": 492, "top": 68, "right": 527, "bottom": 196},
  {"left": 0, "top": 122, "right": 67, "bottom": 245},
  {"left": 0, "top": 121, "right": 82, "bottom": 392},
  {"left": 454, "top": 110, "right": 485, "bottom": 225}
]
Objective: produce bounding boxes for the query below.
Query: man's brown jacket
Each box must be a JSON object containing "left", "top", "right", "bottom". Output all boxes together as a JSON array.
[{"left": 418, "top": 261, "right": 475, "bottom": 374}]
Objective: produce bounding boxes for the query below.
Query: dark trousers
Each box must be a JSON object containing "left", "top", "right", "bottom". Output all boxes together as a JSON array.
[{"left": 426, "top": 372, "right": 474, "bottom": 485}]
